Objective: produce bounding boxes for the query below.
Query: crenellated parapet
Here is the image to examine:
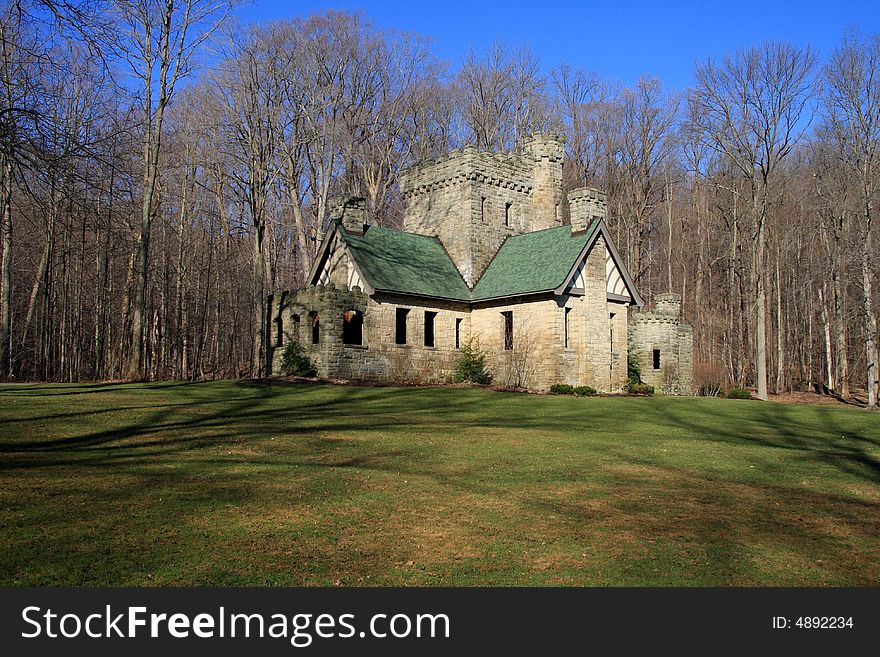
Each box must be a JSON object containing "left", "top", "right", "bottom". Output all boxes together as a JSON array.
[{"left": 399, "top": 146, "right": 534, "bottom": 199}]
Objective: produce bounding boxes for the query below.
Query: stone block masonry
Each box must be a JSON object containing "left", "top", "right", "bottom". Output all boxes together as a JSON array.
[
  {"left": 628, "top": 293, "right": 694, "bottom": 394},
  {"left": 267, "top": 285, "right": 468, "bottom": 384}
]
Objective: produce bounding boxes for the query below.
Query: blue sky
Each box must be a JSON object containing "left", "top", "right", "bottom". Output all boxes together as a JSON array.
[{"left": 233, "top": 0, "right": 878, "bottom": 91}]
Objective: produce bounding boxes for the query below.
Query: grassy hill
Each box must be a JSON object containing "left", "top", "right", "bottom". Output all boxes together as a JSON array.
[{"left": 1, "top": 380, "right": 878, "bottom": 586}]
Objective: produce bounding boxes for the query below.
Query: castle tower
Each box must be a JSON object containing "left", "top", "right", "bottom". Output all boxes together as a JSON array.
[
  {"left": 654, "top": 293, "right": 682, "bottom": 318},
  {"left": 399, "top": 134, "right": 566, "bottom": 287},
  {"left": 523, "top": 133, "right": 565, "bottom": 230}
]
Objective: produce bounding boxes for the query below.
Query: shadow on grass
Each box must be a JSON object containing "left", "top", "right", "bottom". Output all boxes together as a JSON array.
[
  {"left": 636, "top": 400, "right": 880, "bottom": 485},
  {"left": 1, "top": 382, "right": 878, "bottom": 585}
]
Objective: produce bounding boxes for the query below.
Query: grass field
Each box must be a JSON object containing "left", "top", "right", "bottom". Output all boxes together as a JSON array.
[{"left": 1, "top": 380, "right": 878, "bottom": 586}]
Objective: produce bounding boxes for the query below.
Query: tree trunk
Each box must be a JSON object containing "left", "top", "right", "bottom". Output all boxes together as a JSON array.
[
  {"left": 818, "top": 284, "right": 833, "bottom": 392},
  {"left": 863, "top": 226, "right": 877, "bottom": 408},
  {"left": 775, "top": 254, "right": 784, "bottom": 393},
  {"left": 252, "top": 221, "right": 265, "bottom": 378}
]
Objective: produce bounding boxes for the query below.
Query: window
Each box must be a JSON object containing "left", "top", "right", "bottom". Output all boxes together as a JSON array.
[
  {"left": 395, "top": 308, "right": 409, "bottom": 345},
  {"left": 502, "top": 311, "right": 513, "bottom": 351},
  {"left": 455, "top": 318, "right": 463, "bottom": 349},
  {"left": 275, "top": 315, "right": 284, "bottom": 347},
  {"left": 564, "top": 308, "right": 571, "bottom": 349},
  {"left": 342, "top": 310, "right": 363, "bottom": 345},
  {"left": 424, "top": 311, "right": 437, "bottom": 347},
  {"left": 505, "top": 202, "right": 512, "bottom": 227},
  {"left": 310, "top": 312, "right": 320, "bottom": 345},
  {"left": 480, "top": 196, "right": 487, "bottom": 222},
  {"left": 292, "top": 314, "right": 301, "bottom": 343},
  {"left": 653, "top": 349, "right": 661, "bottom": 370}
]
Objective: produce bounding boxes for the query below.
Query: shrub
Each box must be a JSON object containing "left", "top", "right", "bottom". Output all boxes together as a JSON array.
[
  {"left": 698, "top": 382, "right": 724, "bottom": 397},
  {"left": 627, "top": 355, "right": 642, "bottom": 387},
  {"left": 573, "top": 385, "right": 598, "bottom": 397},
  {"left": 280, "top": 341, "right": 317, "bottom": 377},
  {"left": 726, "top": 387, "right": 752, "bottom": 400},
  {"left": 549, "top": 383, "right": 575, "bottom": 395},
  {"left": 455, "top": 338, "right": 492, "bottom": 385},
  {"left": 627, "top": 382, "right": 655, "bottom": 396}
]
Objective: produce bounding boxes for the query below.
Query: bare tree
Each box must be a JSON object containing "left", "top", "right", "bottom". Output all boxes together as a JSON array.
[
  {"left": 349, "top": 29, "right": 444, "bottom": 225},
  {"left": 615, "top": 76, "right": 679, "bottom": 288},
  {"left": 551, "top": 63, "right": 611, "bottom": 188},
  {"left": 213, "top": 23, "right": 281, "bottom": 378},
  {"left": 692, "top": 41, "right": 816, "bottom": 400},
  {"left": 811, "top": 127, "right": 851, "bottom": 397},
  {"left": 114, "top": 0, "right": 235, "bottom": 380},
  {"left": 455, "top": 42, "right": 551, "bottom": 151},
  {"left": 823, "top": 30, "right": 880, "bottom": 408}
]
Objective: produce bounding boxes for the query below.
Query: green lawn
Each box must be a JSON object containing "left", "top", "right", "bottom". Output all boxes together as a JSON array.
[{"left": 1, "top": 380, "right": 878, "bottom": 586}]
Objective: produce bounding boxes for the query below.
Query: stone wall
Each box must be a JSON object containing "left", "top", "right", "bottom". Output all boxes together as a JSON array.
[
  {"left": 628, "top": 293, "right": 694, "bottom": 394},
  {"left": 267, "top": 285, "right": 469, "bottom": 384},
  {"left": 268, "top": 279, "right": 632, "bottom": 393},
  {"left": 471, "top": 297, "right": 561, "bottom": 390}
]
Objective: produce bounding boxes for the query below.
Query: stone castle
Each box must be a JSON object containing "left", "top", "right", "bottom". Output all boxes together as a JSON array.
[{"left": 267, "top": 134, "right": 693, "bottom": 393}]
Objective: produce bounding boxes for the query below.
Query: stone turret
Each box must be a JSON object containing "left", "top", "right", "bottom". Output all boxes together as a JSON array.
[
  {"left": 654, "top": 293, "right": 682, "bottom": 318},
  {"left": 567, "top": 187, "right": 607, "bottom": 235},
  {"left": 330, "top": 196, "right": 367, "bottom": 236},
  {"left": 523, "top": 133, "right": 565, "bottom": 230},
  {"left": 628, "top": 292, "right": 693, "bottom": 394}
]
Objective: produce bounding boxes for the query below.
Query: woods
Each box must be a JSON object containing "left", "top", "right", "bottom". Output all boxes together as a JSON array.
[{"left": 0, "top": 2, "right": 877, "bottom": 406}]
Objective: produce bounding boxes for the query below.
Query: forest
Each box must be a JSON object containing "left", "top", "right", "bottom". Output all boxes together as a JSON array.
[{"left": 0, "top": 0, "right": 877, "bottom": 407}]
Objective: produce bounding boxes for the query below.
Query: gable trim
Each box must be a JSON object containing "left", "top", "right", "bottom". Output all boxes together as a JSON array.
[
  {"left": 307, "top": 222, "right": 339, "bottom": 286},
  {"left": 553, "top": 221, "right": 644, "bottom": 307},
  {"left": 308, "top": 223, "right": 376, "bottom": 295}
]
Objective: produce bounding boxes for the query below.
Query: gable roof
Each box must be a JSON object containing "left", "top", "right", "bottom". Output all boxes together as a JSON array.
[
  {"left": 312, "top": 218, "right": 641, "bottom": 306},
  {"left": 336, "top": 225, "right": 472, "bottom": 301},
  {"left": 471, "top": 221, "right": 600, "bottom": 301}
]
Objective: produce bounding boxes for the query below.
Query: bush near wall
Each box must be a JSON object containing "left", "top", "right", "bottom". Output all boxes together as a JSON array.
[
  {"left": 455, "top": 339, "right": 492, "bottom": 385},
  {"left": 626, "top": 382, "right": 655, "bottom": 396},
  {"left": 280, "top": 342, "right": 317, "bottom": 377}
]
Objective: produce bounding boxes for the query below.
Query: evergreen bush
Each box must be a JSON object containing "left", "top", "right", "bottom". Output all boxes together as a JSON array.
[
  {"left": 726, "top": 387, "right": 752, "bottom": 400},
  {"left": 455, "top": 338, "right": 492, "bottom": 385},
  {"left": 280, "top": 341, "right": 317, "bottom": 377}
]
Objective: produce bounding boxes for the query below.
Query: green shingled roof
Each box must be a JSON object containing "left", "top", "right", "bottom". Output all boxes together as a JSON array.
[
  {"left": 339, "top": 219, "right": 601, "bottom": 302},
  {"left": 471, "top": 220, "right": 600, "bottom": 301},
  {"left": 342, "top": 226, "right": 471, "bottom": 301}
]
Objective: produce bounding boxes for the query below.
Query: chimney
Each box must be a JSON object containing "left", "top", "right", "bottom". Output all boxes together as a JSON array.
[
  {"left": 330, "top": 196, "right": 367, "bottom": 236},
  {"left": 567, "top": 187, "right": 606, "bottom": 235}
]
